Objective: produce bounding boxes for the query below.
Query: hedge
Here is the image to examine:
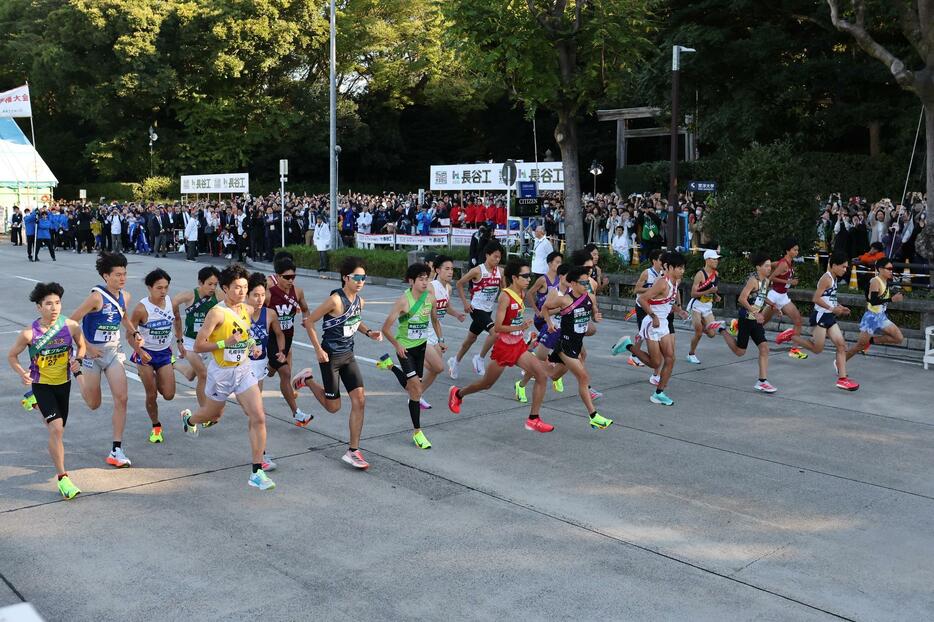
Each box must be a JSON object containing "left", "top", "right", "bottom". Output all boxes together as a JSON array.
[{"left": 56, "top": 182, "right": 140, "bottom": 201}]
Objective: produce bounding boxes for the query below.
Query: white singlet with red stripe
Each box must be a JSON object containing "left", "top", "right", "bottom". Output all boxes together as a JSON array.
[{"left": 470, "top": 264, "right": 502, "bottom": 312}]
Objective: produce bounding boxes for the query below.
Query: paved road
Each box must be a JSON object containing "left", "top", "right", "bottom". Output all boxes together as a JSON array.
[{"left": 0, "top": 244, "right": 931, "bottom": 621}]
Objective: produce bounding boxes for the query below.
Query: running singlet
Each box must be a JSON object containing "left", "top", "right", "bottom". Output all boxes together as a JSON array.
[
  {"left": 396, "top": 290, "right": 430, "bottom": 349},
  {"left": 813, "top": 272, "right": 839, "bottom": 321},
  {"left": 184, "top": 289, "right": 218, "bottom": 339},
  {"left": 139, "top": 297, "right": 174, "bottom": 351},
  {"left": 470, "top": 264, "right": 502, "bottom": 312},
  {"left": 771, "top": 258, "right": 793, "bottom": 294},
  {"left": 82, "top": 286, "right": 125, "bottom": 345},
  {"left": 249, "top": 306, "right": 268, "bottom": 361},
  {"left": 743, "top": 277, "right": 770, "bottom": 315},
  {"left": 209, "top": 302, "right": 252, "bottom": 367},
  {"left": 866, "top": 276, "right": 890, "bottom": 313},
  {"left": 697, "top": 269, "right": 718, "bottom": 303},
  {"left": 645, "top": 266, "right": 661, "bottom": 289},
  {"left": 499, "top": 289, "right": 526, "bottom": 345},
  {"left": 29, "top": 319, "right": 73, "bottom": 385},
  {"left": 535, "top": 273, "right": 560, "bottom": 311},
  {"left": 430, "top": 280, "right": 449, "bottom": 320},
  {"left": 559, "top": 293, "right": 593, "bottom": 340},
  {"left": 648, "top": 277, "right": 676, "bottom": 318},
  {"left": 321, "top": 289, "right": 362, "bottom": 355},
  {"left": 267, "top": 284, "right": 300, "bottom": 334}
]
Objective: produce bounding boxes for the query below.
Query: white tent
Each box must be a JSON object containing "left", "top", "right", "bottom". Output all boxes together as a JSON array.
[{"left": 0, "top": 117, "right": 57, "bottom": 221}]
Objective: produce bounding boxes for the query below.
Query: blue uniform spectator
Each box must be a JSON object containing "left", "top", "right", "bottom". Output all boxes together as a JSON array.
[
  {"left": 34, "top": 210, "right": 55, "bottom": 261},
  {"left": 24, "top": 209, "right": 37, "bottom": 260}
]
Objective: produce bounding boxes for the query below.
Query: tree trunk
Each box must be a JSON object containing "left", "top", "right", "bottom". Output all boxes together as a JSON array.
[
  {"left": 556, "top": 109, "right": 583, "bottom": 251},
  {"left": 868, "top": 120, "right": 880, "bottom": 157}
]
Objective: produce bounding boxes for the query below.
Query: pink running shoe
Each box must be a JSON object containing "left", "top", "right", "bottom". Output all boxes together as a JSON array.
[
  {"left": 776, "top": 328, "right": 795, "bottom": 345},
  {"left": 291, "top": 368, "right": 313, "bottom": 391},
  {"left": 448, "top": 386, "right": 462, "bottom": 414},
  {"left": 754, "top": 380, "right": 777, "bottom": 393},
  {"left": 524, "top": 417, "right": 555, "bottom": 433},
  {"left": 835, "top": 377, "right": 860, "bottom": 392}
]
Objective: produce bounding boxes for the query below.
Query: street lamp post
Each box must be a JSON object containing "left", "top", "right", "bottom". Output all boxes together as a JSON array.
[
  {"left": 589, "top": 160, "right": 603, "bottom": 198},
  {"left": 148, "top": 126, "right": 158, "bottom": 178},
  {"left": 279, "top": 159, "right": 288, "bottom": 249},
  {"left": 328, "top": 0, "right": 339, "bottom": 250},
  {"left": 668, "top": 45, "right": 695, "bottom": 251}
]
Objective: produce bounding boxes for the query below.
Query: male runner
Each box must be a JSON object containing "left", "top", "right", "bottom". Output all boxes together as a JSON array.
[
  {"left": 686, "top": 249, "right": 724, "bottom": 364},
  {"left": 380, "top": 263, "right": 445, "bottom": 449},
  {"left": 716, "top": 253, "right": 778, "bottom": 393},
  {"left": 127, "top": 268, "right": 177, "bottom": 443},
  {"left": 69, "top": 251, "right": 141, "bottom": 467},
  {"left": 172, "top": 266, "right": 221, "bottom": 406},
  {"left": 266, "top": 255, "right": 313, "bottom": 425},
  {"left": 516, "top": 260, "right": 567, "bottom": 403},
  {"left": 291, "top": 256, "right": 383, "bottom": 470},
  {"left": 448, "top": 259, "right": 555, "bottom": 432},
  {"left": 180, "top": 263, "right": 275, "bottom": 490},
  {"left": 541, "top": 266, "right": 613, "bottom": 429},
  {"left": 7, "top": 282, "right": 86, "bottom": 499},
  {"left": 845, "top": 257, "right": 904, "bottom": 361},
  {"left": 624, "top": 249, "right": 664, "bottom": 368},
  {"left": 448, "top": 241, "right": 503, "bottom": 379},
  {"left": 789, "top": 251, "right": 859, "bottom": 391},
  {"left": 418, "top": 254, "right": 466, "bottom": 409},
  {"left": 768, "top": 238, "right": 808, "bottom": 359},
  {"left": 612, "top": 252, "right": 686, "bottom": 406}
]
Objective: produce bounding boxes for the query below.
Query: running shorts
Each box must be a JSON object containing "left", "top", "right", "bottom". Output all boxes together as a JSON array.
[
  {"left": 182, "top": 337, "right": 211, "bottom": 363},
  {"left": 250, "top": 357, "right": 268, "bottom": 381},
  {"left": 735, "top": 317, "right": 766, "bottom": 350},
  {"left": 468, "top": 309, "right": 495, "bottom": 336},
  {"left": 319, "top": 350, "right": 364, "bottom": 399},
  {"left": 491, "top": 338, "right": 527, "bottom": 368},
  {"left": 266, "top": 332, "right": 293, "bottom": 371},
  {"left": 81, "top": 343, "right": 125, "bottom": 376},
  {"left": 690, "top": 300, "right": 714, "bottom": 318},
  {"left": 639, "top": 315, "right": 671, "bottom": 342},
  {"left": 859, "top": 310, "right": 892, "bottom": 335},
  {"left": 809, "top": 309, "right": 837, "bottom": 329},
  {"left": 205, "top": 361, "right": 258, "bottom": 402},
  {"left": 537, "top": 325, "right": 561, "bottom": 351},
  {"left": 548, "top": 337, "right": 584, "bottom": 363},
  {"left": 131, "top": 347, "right": 174, "bottom": 370},
  {"left": 767, "top": 290, "right": 792, "bottom": 309},
  {"left": 636, "top": 308, "right": 674, "bottom": 334},
  {"left": 33, "top": 381, "right": 71, "bottom": 426},
  {"left": 398, "top": 343, "right": 427, "bottom": 380}
]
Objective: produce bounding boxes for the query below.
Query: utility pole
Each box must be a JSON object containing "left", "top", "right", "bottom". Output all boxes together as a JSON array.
[
  {"left": 328, "top": 0, "right": 339, "bottom": 249},
  {"left": 668, "top": 45, "right": 694, "bottom": 251}
]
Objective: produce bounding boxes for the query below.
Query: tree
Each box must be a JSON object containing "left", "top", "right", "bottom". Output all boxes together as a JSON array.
[
  {"left": 826, "top": 0, "right": 934, "bottom": 200},
  {"left": 443, "top": 0, "right": 653, "bottom": 250}
]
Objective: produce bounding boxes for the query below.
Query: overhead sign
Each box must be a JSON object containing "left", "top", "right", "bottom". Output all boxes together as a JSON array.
[
  {"left": 180, "top": 173, "right": 249, "bottom": 194},
  {"left": 430, "top": 162, "right": 565, "bottom": 191},
  {"left": 688, "top": 180, "right": 717, "bottom": 193},
  {"left": 518, "top": 181, "right": 538, "bottom": 198},
  {"left": 502, "top": 160, "right": 518, "bottom": 187}
]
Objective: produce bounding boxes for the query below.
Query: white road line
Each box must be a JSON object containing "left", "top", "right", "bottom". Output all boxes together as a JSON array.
[
  {"left": 13, "top": 275, "right": 39, "bottom": 283},
  {"left": 292, "top": 339, "right": 379, "bottom": 364}
]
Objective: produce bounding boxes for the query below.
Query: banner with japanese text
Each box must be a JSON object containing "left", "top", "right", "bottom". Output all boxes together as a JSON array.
[
  {"left": 0, "top": 85, "right": 32, "bottom": 118},
  {"left": 430, "top": 162, "right": 564, "bottom": 191},
  {"left": 180, "top": 173, "right": 249, "bottom": 194}
]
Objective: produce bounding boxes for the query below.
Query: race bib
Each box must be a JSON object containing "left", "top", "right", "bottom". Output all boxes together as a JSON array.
[
  {"left": 573, "top": 308, "right": 590, "bottom": 334},
  {"left": 279, "top": 316, "right": 294, "bottom": 331},
  {"left": 407, "top": 320, "right": 429, "bottom": 340},
  {"left": 343, "top": 316, "right": 361, "bottom": 337},
  {"left": 149, "top": 327, "right": 171, "bottom": 345},
  {"left": 94, "top": 326, "right": 119, "bottom": 343},
  {"left": 223, "top": 344, "right": 248, "bottom": 363}
]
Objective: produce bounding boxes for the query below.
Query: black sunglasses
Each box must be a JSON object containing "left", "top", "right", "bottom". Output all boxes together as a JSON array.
[{"left": 279, "top": 274, "right": 296, "bottom": 280}]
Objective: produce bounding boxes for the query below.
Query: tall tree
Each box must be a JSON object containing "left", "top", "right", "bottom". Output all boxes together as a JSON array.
[
  {"left": 826, "top": 0, "right": 934, "bottom": 200},
  {"left": 443, "top": 0, "right": 653, "bottom": 250}
]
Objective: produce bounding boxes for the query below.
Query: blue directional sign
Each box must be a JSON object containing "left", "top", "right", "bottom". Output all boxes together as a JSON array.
[
  {"left": 688, "top": 180, "right": 717, "bottom": 193},
  {"left": 518, "top": 181, "right": 538, "bottom": 198}
]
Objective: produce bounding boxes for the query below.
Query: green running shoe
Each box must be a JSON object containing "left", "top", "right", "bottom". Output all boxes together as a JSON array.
[
  {"left": 589, "top": 413, "right": 613, "bottom": 430},
  {"left": 21, "top": 391, "right": 37, "bottom": 412},
  {"left": 552, "top": 377, "right": 564, "bottom": 393},
  {"left": 514, "top": 380, "right": 528, "bottom": 403},
  {"left": 412, "top": 429, "right": 432, "bottom": 449},
  {"left": 376, "top": 354, "right": 394, "bottom": 370},
  {"left": 148, "top": 425, "right": 164, "bottom": 443},
  {"left": 57, "top": 475, "right": 81, "bottom": 500}
]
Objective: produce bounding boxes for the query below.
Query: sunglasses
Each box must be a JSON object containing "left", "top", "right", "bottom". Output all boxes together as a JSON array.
[
  {"left": 279, "top": 274, "right": 296, "bottom": 280},
  {"left": 881, "top": 266, "right": 894, "bottom": 271},
  {"left": 350, "top": 274, "right": 367, "bottom": 282},
  {"left": 577, "top": 280, "right": 590, "bottom": 286},
  {"left": 518, "top": 273, "right": 532, "bottom": 279}
]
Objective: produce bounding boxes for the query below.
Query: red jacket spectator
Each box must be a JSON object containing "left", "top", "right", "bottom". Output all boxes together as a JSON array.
[
  {"left": 466, "top": 203, "right": 479, "bottom": 226},
  {"left": 495, "top": 204, "right": 507, "bottom": 227},
  {"left": 484, "top": 203, "right": 497, "bottom": 224},
  {"left": 449, "top": 204, "right": 461, "bottom": 227}
]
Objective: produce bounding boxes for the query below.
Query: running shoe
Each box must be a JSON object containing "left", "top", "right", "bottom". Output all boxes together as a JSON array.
[
  {"left": 686, "top": 354, "right": 701, "bottom": 364},
  {"left": 21, "top": 391, "right": 37, "bottom": 412},
  {"left": 106, "top": 447, "right": 132, "bottom": 468},
  {"left": 419, "top": 397, "right": 432, "bottom": 410},
  {"left": 835, "top": 377, "right": 860, "bottom": 391},
  {"left": 341, "top": 449, "right": 370, "bottom": 470},
  {"left": 248, "top": 469, "right": 276, "bottom": 490},
  {"left": 293, "top": 408, "right": 314, "bottom": 427},
  {"left": 524, "top": 417, "right": 555, "bottom": 433},
  {"left": 589, "top": 413, "right": 614, "bottom": 430},
  {"left": 611, "top": 336, "right": 633, "bottom": 356},
  {"left": 201, "top": 418, "right": 217, "bottom": 429},
  {"left": 552, "top": 377, "right": 564, "bottom": 392},
  {"left": 376, "top": 354, "right": 394, "bottom": 370},
  {"left": 862, "top": 341, "right": 872, "bottom": 354},
  {"left": 291, "top": 367, "right": 313, "bottom": 391},
  {"left": 448, "top": 386, "right": 462, "bottom": 414},
  {"left": 706, "top": 321, "right": 723, "bottom": 332},
  {"left": 180, "top": 409, "right": 199, "bottom": 437},
  {"left": 261, "top": 456, "right": 278, "bottom": 472},
  {"left": 626, "top": 355, "right": 645, "bottom": 368},
  {"left": 788, "top": 347, "right": 808, "bottom": 360},
  {"left": 589, "top": 387, "right": 603, "bottom": 401},
  {"left": 650, "top": 391, "right": 674, "bottom": 406},
  {"left": 833, "top": 359, "right": 838, "bottom": 374},
  {"left": 148, "top": 425, "right": 164, "bottom": 443},
  {"left": 447, "top": 356, "right": 459, "bottom": 379},
  {"left": 57, "top": 475, "right": 81, "bottom": 500},
  {"left": 514, "top": 380, "right": 528, "bottom": 403},
  {"left": 775, "top": 328, "right": 795, "bottom": 345},
  {"left": 754, "top": 380, "right": 777, "bottom": 394},
  {"left": 472, "top": 354, "right": 486, "bottom": 375},
  {"left": 412, "top": 430, "right": 432, "bottom": 449},
  {"left": 728, "top": 319, "right": 739, "bottom": 337},
  {"left": 649, "top": 374, "right": 661, "bottom": 386}
]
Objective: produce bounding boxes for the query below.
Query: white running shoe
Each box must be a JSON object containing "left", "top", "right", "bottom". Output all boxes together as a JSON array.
[
  {"left": 649, "top": 374, "right": 661, "bottom": 386},
  {"left": 589, "top": 387, "right": 603, "bottom": 401},
  {"left": 293, "top": 408, "right": 314, "bottom": 427},
  {"left": 754, "top": 380, "right": 777, "bottom": 394},
  {"left": 341, "top": 449, "right": 370, "bottom": 470},
  {"left": 447, "top": 356, "right": 459, "bottom": 379},
  {"left": 106, "top": 447, "right": 132, "bottom": 468},
  {"left": 291, "top": 367, "right": 313, "bottom": 391},
  {"left": 419, "top": 397, "right": 432, "bottom": 410},
  {"left": 686, "top": 354, "right": 701, "bottom": 364},
  {"left": 628, "top": 355, "right": 645, "bottom": 367},
  {"left": 261, "top": 456, "right": 278, "bottom": 471},
  {"left": 180, "top": 409, "right": 198, "bottom": 438},
  {"left": 248, "top": 469, "right": 276, "bottom": 490},
  {"left": 472, "top": 354, "right": 486, "bottom": 375}
]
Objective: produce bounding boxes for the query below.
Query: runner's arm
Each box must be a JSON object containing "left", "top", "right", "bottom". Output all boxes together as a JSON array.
[
  {"left": 456, "top": 266, "right": 480, "bottom": 310},
  {"left": 738, "top": 277, "right": 758, "bottom": 314},
  {"left": 68, "top": 320, "right": 87, "bottom": 360},
  {"left": 491, "top": 292, "right": 512, "bottom": 334},
  {"left": 303, "top": 295, "right": 337, "bottom": 351},
  {"left": 812, "top": 275, "right": 833, "bottom": 311},
  {"left": 194, "top": 308, "right": 237, "bottom": 353},
  {"left": 120, "top": 291, "right": 142, "bottom": 349},
  {"left": 525, "top": 276, "right": 544, "bottom": 312},
  {"left": 381, "top": 297, "right": 406, "bottom": 354},
  {"left": 429, "top": 293, "right": 443, "bottom": 343},
  {"left": 769, "top": 261, "right": 790, "bottom": 286},
  {"left": 638, "top": 279, "right": 666, "bottom": 317},
  {"left": 126, "top": 303, "right": 146, "bottom": 353},
  {"left": 7, "top": 328, "right": 33, "bottom": 385},
  {"left": 68, "top": 291, "right": 102, "bottom": 323},
  {"left": 171, "top": 290, "right": 191, "bottom": 346},
  {"left": 633, "top": 269, "right": 650, "bottom": 295},
  {"left": 690, "top": 271, "right": 705, "bottom": 299},
  {"left": 267, "top": 308, "right": 286, "bottom": 354}
]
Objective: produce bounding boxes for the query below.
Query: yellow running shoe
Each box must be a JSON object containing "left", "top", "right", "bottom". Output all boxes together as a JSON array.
[
  {"left": 148, "top": 425, "right": 164, "bottom": 443},
  {"left": 514, "top": 380, "right": 528, "bottom": 403},
  {"left": 552, "top": 377, "right": 564, "bottom": 393},
  {"left": 57, "top": 475, "right": 81, "bottom": 500},
  {"left": 788, "top": 347, "right": 808, "bottom": 360},
  {"left": 412, "top": 429, "right": 432, "bottom": 449},
  {"left": 589, "top": 413, "right": 613, "bottom": 430}
]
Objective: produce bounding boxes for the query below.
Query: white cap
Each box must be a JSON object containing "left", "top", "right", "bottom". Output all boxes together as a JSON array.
[{"left": 703, "top": 249, "right": 721, "bottom": 260}]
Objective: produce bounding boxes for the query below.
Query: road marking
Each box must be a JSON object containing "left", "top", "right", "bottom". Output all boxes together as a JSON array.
[
  {"left": 13, "top": 276, "right": 39, "bottom": 283},
  {"left": 292, "top": 339, "right": 379, "bottom": 364}
]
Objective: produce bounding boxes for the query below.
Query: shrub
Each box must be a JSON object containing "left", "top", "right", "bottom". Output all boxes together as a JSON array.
[{"left": 136, "top": 176, "right": 176, "bottom": 201}]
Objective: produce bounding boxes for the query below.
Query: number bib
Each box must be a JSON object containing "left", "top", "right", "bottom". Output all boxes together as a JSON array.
[
  {"left": 343, "top": 315, "right": 361, "bottom": 338},
  {"left": 407, "top": 319, "right": 429, "bottom": 340},
  {"left": 279, "top": 316, "right": 294, "bottom": 331},
  {"left": 94, "top": 326, "right": 120, "bottom": 343},
  {"left": 223, "top": 343, "right": 248, "bottom": 363},
  {"left": 149, "top": 327, "right": 171, "bottom": 346},
  {"left": 573, "top": 307, "right": 591, "bottom": 334}
]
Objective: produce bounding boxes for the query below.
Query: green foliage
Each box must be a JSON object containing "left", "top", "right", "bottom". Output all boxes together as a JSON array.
[
  {"left": 136, "top": 176, "right": 175, "bottom": 201},
  {"left": 704, "top": 142, "right": 819, "bottom": 256},
  {"left": 56, "top": 182, "right": 141, "bottom": 201}
]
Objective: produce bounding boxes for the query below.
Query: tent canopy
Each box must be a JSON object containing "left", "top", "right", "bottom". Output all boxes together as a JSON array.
[{"left": 0, "top": 117, "right": 57, "bottom": 189}]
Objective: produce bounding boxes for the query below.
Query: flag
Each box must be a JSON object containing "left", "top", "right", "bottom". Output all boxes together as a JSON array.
[{"left": 0, "top": 84, "right": 32, "bottom": 118}]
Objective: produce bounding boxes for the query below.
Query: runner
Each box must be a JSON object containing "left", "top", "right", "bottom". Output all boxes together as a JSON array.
[
  {"left": 179, "top": 263, "right": 276, "bottom": 490},
  {"left": 845, "top": 257, "right": 905, "bottom": 361},
  {"left": 448, "top": 241, "right": 504, "bottom": 379},
  {"left": 611, "top": 251, "right": 686, "bottom": 406},
  {"left": 788, "top": 251, "right": 859, "bottom": 391},
  {"left": 541, "top": 266, "right": 613, "bottom": 429},
  {"left": 515, "top": 257, "right": 566, "bottom": 403},
  {"left": 768, "top": 238, "right": 808, "bottom": 359},
  {"left": 685, "top": 249, "right": 725, "bottom": 364},
  {"left": 7, "top": 282, "right": 87, "bottom": 499},
  {"left": 69, "top": 251, "right": 141, "bottom": 467},
  {"left": 570, "top": 249, "right": 605, "bottom": 401},
  {"left": 127, "top": 269, "right": 178, "bottom": 443},
  {"left": 172, "top": 266, "right": 221, "bottom": 406},
  {"left": 291, "top": 256, "right": 383, "bottom": 470},
  {"left": 624, "top": 249, "right": 664, "bottom": 368},
  {"left": 715, "top": 253, "right": 778, "bottom": 393},
  {"left": 265, "top": 255, "right": 314, "bottom": 426},
  {"left": 448, "top": 259, "right": 555, "bottom": 432},
  {"left": 379, "top": 263, "right": 445, "bottom": 449},
  {"left": 415, "top": 254, "right": 466, "bottom": 409}
]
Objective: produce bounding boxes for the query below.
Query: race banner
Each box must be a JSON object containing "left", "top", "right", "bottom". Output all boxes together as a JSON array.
[
  {"left": 396, "top": 234, "right": 450, "bottom": 246},
  {"left": 430, "top": 162, "right": 565, "bottom": 191},
  {"left": 0, "top": 85, "right": 32, "bottom": 118},
  {"left": 355, "top": 233, "right": 395, "bottom": 245},
  {"left": 180, "top": 173, "right": 249, "bottom": 194}
]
